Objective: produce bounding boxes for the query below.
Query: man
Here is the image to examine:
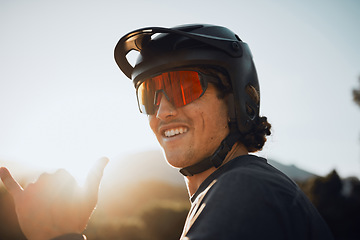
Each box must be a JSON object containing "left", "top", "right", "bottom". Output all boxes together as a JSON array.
[{"left": 0, "top": 24, "right": 334, "bottom": 239}]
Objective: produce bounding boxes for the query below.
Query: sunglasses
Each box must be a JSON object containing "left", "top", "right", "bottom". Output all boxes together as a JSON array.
[{"left": 136, "top": 70, "right": 219, "bottom": 115}]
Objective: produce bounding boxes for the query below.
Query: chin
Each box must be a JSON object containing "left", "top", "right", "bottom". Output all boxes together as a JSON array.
[{"left": 164, "top": 152, "right": 188, "bottom": 169}]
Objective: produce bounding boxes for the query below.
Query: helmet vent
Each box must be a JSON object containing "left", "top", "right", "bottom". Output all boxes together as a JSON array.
[
  {"left": 150, "top": 33, "right": 162, "bottom": 40},
  {"left": 245, "top": 84, "right": 260, "bottom": 120},
  {"left": 126, "top": 49, "right": 140, "bottom": 68},
  {"left": 235, "top": 34, "right": 242, "bottom": 41},
  {"left": 246, "top": 104, "right": 256, "bottom": 120},
  {"left": 246, "top": 84, "right": 260, "bottom": 104}
]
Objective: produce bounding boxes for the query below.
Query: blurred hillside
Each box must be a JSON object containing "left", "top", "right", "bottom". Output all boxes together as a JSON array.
[{"left": 267, "top": 158, "right": 316, "bottom": 181}]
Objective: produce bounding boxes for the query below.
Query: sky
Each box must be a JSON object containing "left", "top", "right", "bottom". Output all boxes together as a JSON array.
[{"left": 0, "top": 0, "right": 360, "bottom": 183}]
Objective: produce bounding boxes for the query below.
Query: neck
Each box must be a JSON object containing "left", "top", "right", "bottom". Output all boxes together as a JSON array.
[{"left": 184, "top": 142, "right": 248, "bottom": 197}]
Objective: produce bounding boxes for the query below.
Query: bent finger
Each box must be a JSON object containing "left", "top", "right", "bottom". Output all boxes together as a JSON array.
[
  {"left": 84, "top": 157, "right": 109, "bottom": 199},
  {"left": 0, "top": 167, "right": 23, "bottom": 198}
]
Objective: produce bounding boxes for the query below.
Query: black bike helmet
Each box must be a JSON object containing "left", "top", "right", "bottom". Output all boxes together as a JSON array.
[
  {"left": 114, "top": 24, "right": 260, "bottom": 134},
  {"left": 114, "top": 24, "right": 260, "bottom": 176}
]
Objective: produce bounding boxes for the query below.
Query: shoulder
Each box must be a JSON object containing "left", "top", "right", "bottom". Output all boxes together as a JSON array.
[
  {"left": 194, "top": 155, "right": 304, "bottom": 219},
  {"left": 209, "top": 155, "right": 299, "bottom": 200},
  {"left": 204, "top": 155, "right": 314, "bottom": 217}
]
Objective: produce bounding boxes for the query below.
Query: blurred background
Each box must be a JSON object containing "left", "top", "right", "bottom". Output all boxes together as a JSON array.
[{"left": 1, "top": 0, "right": 360, "bottom": 239}]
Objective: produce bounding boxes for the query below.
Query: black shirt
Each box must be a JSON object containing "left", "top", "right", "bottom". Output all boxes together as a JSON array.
[{"left": 181, "top": 155, "right": 334, "bottom": 240}]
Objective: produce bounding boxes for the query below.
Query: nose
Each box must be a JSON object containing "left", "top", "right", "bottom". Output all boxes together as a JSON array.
[{"left": 155, "top": 94, "right": 177, "bottom": 120}]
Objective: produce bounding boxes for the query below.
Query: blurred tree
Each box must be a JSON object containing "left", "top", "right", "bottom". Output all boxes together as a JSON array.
[
  {"left": 300, "top": 170, "right": 360, "bottom": 240},
  {"left": 353, "top": 76, "right": 360, "bottom": 107},
  {"left": 140, "top": 201, "right": 188, "bottom": 240}
]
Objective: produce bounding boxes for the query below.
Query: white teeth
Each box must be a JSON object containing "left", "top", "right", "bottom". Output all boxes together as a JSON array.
[{"left": 164, "top": 127, "right": 188, "bottom": 137}]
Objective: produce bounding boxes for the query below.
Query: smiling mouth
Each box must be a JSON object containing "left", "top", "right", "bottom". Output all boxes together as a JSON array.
[{"left": 164, "top": 127, "right": 188, "bottom": 137}]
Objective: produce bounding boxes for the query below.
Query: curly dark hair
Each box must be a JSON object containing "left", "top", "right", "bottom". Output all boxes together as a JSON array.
[
  {"left": 240, "top": 115, "right": 271, "bottom": 152},
  {"left": 197, "top": 65, "right": 272, "bottom": 152}
]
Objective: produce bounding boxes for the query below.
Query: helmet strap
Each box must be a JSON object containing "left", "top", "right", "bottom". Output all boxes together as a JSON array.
[{"left": 179, "top": 129, "right": 241, "bottom": 177}]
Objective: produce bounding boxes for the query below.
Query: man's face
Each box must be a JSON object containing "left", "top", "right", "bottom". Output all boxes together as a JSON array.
[{"left": 149, "top": 84, "right": 230, "bottom": 169}]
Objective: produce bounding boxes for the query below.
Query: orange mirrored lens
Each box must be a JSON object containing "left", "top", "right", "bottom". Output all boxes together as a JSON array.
[{"left": 137, "top": 71, "right": 204, "bottom": 114}]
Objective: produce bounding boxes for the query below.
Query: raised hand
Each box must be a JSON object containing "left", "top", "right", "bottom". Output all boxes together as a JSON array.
[{"left": 0, "top": 157, "right": 109, "bottom": 240}]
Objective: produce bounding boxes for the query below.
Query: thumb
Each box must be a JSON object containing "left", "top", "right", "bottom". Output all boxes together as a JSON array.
[
  {"left": 84, "top": 157, "right": 109, "bottom": 200},
  {"left": 0, "top": 167, "right": 23, "bottom": 198}
]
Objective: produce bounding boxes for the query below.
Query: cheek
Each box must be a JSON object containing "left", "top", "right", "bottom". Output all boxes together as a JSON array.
[
  {"left": 206, "top": 101, "right": 229, "bottom": 126},
  {"left": 198, "top": 104, "right": 229, "bottom": 139},
  {"left": 211, "top": 104, "right": 229, "bottom": 136}
]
